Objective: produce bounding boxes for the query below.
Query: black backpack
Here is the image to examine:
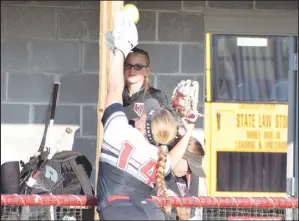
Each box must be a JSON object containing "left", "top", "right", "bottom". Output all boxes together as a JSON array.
[
  {"left": 20, "top": 150, "right": 94, "bottom": 195},
  {"left": 16, "top": 151, "right": 95, "bottom": 220}
]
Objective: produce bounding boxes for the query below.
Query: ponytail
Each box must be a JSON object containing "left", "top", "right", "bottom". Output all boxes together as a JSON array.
[
  {"left": 149, "top": 107, "right": 177, "bottom": 215},
  {"left": 156, "top": 145, "right": 172, "bottom": 215},
  {"left": 144, "top": 75, "right": 150, "bottom": 91}
]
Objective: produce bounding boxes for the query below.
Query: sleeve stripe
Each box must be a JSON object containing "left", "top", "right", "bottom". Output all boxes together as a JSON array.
[
  {"left": 102, "top": 103, "right": 124, "bottom": 126},
  {"left": 103, "top": 112, "right": 127, "bottom": 132}
]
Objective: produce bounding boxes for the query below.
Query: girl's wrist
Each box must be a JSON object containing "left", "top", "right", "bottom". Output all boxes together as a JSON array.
[{"left": 183, "top": 129, "right": 193, "bottom": 138}]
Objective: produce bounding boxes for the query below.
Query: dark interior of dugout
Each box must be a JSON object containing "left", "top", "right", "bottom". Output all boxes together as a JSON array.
[{"left": 217, "top": 151, "right": 286, "bottom": 192}]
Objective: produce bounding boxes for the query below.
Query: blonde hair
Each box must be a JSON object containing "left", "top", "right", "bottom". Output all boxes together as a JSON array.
[
  {"left": 144, "top": 75, "right": 150, "bottom": 90},
  {"left": 150, "top": 109, "right": 177, "bottom": 215}
]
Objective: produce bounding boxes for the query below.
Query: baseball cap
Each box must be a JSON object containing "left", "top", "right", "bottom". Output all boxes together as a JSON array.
[
  {"left": 144, "top": 98, "right": 161, "bottom": 115},
  {"left": 183, "top": 151, "right": 206, "bottom": 178}
]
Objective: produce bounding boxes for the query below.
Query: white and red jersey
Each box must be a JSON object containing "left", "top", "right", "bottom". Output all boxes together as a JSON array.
[{"left": 98, "top": 103, "right": 171, "bottom": 197}]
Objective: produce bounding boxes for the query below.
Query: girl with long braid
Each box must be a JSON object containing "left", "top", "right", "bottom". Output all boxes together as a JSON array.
[{"left": 97, "top": 12, "right": 196, "bottom": 220}]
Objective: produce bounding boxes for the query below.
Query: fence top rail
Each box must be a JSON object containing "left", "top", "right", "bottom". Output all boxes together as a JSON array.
[{"left": 1, "top": 195, "right": 298, "bottom": 208}]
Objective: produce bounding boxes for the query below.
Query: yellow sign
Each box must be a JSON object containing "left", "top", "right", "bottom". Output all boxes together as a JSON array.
[{"left": 211, "top": 103, "right": 288, "bottom": 152}]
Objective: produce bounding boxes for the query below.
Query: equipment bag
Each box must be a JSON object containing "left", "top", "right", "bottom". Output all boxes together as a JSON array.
[
  {"left": 18, "top": 151, "right": 94, "bottom": 220},
  {"left": 48, "top": 151, "right": 94, "bottom": 195},
  {"left": 20, "top": 150, "right": 94, "bottom": 195}
]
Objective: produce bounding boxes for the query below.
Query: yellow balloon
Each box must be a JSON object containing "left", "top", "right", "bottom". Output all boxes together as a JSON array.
[{"left": 123, "top": 3, "right": 139, "bottom": 24}]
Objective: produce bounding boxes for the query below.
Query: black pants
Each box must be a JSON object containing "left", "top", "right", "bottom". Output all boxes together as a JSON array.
[{"left": 97, "top": 198, "right": 166, "bottom": 220}]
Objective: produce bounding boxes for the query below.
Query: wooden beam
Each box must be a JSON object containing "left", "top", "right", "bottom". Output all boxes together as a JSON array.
[{"left": 95, "top": 1, "right": 124, "bottom": 220}]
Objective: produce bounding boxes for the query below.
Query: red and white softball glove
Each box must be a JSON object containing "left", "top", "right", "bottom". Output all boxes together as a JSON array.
[{"left": 171, "top": 79, "right": 203, "bottom": 123}]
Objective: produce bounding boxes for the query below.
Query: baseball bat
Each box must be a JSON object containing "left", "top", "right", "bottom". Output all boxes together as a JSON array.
[
  {"left": 19, "top": 75, "right": 60, "bottom": 220},
  {"left": 22, "top": 75, "right": 60, "bottom": 188},
  {"left": 45, "top": 75, "right": 60, "bottom": 159},
  {"left": 35, "top": 76, "right": 60, "bottom": 221}
]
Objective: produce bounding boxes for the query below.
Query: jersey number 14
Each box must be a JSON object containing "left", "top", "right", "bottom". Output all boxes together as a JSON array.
[{"left": 117, "top": 141, "right": 157, "bottom": 186}]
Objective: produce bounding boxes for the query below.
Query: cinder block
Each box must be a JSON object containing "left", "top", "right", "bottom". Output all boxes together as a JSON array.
[
  {"left": 137, "top": 44, "right": 179, "bottom": 73},
  {"left": 1, "top": 7, "right": 5, "bottom": 39},
  {"left": 5, "top": 6, "right": 32, "bottom": 38},
  {"left": 56, "top": 9, "right": 99, "bottom": 41},
  {"left": 183, "top": 1, "right": 206, "bottom": 10},
  {"left": 59, "top": 75, "right": 99, "bottom": 103},
  {"left": 1, "top": 73, "right": 6, "bottom": 101},
  {"left": 31, "top": 40, "right": 80, "bottom": 74},
  {"left": 158, "top": 12, "right": 204, "bottom": 42},
  {"left": 1, "top": 1, "right": 30, "bottom": 5},
  {"left": 82, "top": 1, "right": 100, "bottom": 9},
  {"left": 31, "top": 7, "right": 56, "bottom": 39},
  {"left": 58, "top": 9, "right": 83, "bottom": 40},
  {"left": 156, "top": 75, "right": 204, "bottom": 101},
  {"left": 31, "top": 1, "right": 82, "bottom": 8},
  {"left": 1, "top": 103, "right": 30, "bottom": 124},
  {"left": 136, "top": 1, "right": 181, "bottom": 10},
  {"left": 7, "top": 74, "right": 53, "bottom": 102},
  {"left": 255, "top": 1, "right": 298, "bottom": 10},
  {"left": 1, "top": 39, "right": 29, "bottom": 73},
  {"left": 149, "top": 74, "right": 156, "bottom": 88},
  {"left": 73, "top": 138, "right": 97, "bottom": 168},
  {"left": 82, "top": 10, "right": 99, "bottom": 41},
  {"left": 5, "top": 6, "right": 56, "bottom": 39},
  {"left": 209, "top": 1, "right": 253, "bottom": 9},
  {"left": 182, "top": 44, "right": 205, "bottom": 73},
  {"left": 124, "top": 1, "right": 134, "bottom": 6},
  {"left": 33, "top": 105, "right": 80, "bottom": 126},
  {"left": 82, "top": 105, "right": 97, "bottom": 136},
  {"left": 137, "top": 11, "right": 156, "bottom": 41},
  {"left": 83, "top": 42, "right": 99, "bottom": 73}
]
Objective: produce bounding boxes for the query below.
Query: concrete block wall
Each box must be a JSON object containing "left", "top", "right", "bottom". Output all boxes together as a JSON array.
[
  {"left": 1, "top": 1, "right": 101, "bottom": 183},
  {"left": 1, "top": 0, "right": 297, "bottom": 183}
]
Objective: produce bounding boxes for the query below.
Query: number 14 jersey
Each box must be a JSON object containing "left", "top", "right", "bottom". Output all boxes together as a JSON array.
[{"left": 98, "top": 103, "right": 171, "bottom": 199}]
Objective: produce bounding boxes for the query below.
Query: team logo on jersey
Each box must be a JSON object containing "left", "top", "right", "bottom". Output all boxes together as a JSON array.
[
  {"left": 134, "top": 103, "right": 144, "bottom": 116},
  {"left": 176, "top": 182, "right": 187, "bottom": 196}
]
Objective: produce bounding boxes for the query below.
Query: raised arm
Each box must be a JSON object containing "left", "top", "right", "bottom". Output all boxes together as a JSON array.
[
  {"left": 168, "top": 118, "right": 194, "bottom": 169},
  {"left": 105, "top": 12, "right": 138, "bottom": 108},
  {"left": 105, "top": 51, "right": 126, "bottom": 108}
]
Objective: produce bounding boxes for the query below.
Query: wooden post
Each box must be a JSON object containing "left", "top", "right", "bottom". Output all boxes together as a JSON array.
[{"left": 95, "top": 1, "right": 124, "bottom": 220}]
